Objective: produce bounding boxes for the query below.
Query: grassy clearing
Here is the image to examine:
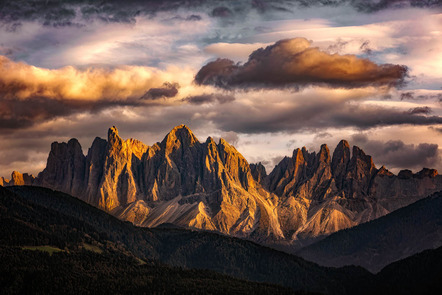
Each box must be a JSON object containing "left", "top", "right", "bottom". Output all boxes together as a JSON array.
[
  {"left": 82, "top": 243, "right": 103, "bottom": 254},
  {"left": 22, "top": 246, "right": 63, "bottom": 256}
]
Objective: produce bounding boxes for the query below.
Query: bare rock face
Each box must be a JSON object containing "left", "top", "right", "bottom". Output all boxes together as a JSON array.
[
  {"left": 267, "top": 141, "right": 442, "bottom": 240},
  {"left": 416, "top": 168, "right": 438, "bottom": 179},
  {"left": 96, "top": 126, "right": 148, "bottom": 210},
  {"left": 11, "top": 171, "right": 25, "bottom": 186},
  {"left": 250, "top": 162, "right": 267, "bottom": 185},
  {"left": 36, "top": 138, "right": 86, "bottom": 197},
  {"left": 33, "top": 125, "right": 283, "bottom": 240},
  {"left": 377, "top": 166, "right": 394, "bottom": 177},
  {"left": 331, "top": 140, "right": 350, "bottom": 190},
  {"left": 84, "top": 137, "right": 107, "bottom": 204},
  {"left": 2, "top": 171, "right": 35, "bottom": 186},
  {"left": 342, "top": 146, "right": 377, "bottom": 198},
  {"left": 13, "top": 125, "right": 442, "bottom": 245},
  {"left": 0, "top": 177, "right": 8, "bottom": 186}
]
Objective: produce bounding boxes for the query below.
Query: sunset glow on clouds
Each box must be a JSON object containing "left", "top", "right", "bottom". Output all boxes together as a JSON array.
[
  {"left": 0, "top": 56, "right": 182, "bottom": 101},
  {"left": 0, "top": 0, "right": 441, "bottom": 177}
]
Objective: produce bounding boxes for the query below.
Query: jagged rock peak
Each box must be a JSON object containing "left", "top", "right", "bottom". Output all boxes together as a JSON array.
[
  {"left": 416, "top": 168, "right": 438, "bottom": 178},
  {"left": 219, "top": 137, "right": 233, "bottom": 147},
  {"left": 351, "top": 145, "right": 375, "bottom": 169},
  {"left": 50, "top": 138, "right": 83, "bottom": 157},
  {"left": 10, "top": 171, "right": 35, "bottom": 186},
  {"left": 0, "top": 177, "right": 9, "bottom": 186},
  {"left": 109, "top": 125, "right": 118, "bottom": 136},
  {"left": 11, "top": 171, "right": 24, "bottom": 185},
  {"left": 162, "top": 124, "right": 199, "bottom": 149},
  {"left": 318, "top": 144, "right": 330, "bottom": 163},
  {"left": 377, "top": 165, "right": 394, "bottom": 176},
  {"left": 250, "top": 162, "right": 267, "bottom": 184},
  {"left": 293, "top": 148, "right": 305, "bottom": 161},
  {"left": 218, "top": 137, "right": 244, "bottom": 159},
  {"left": 67, "top": 138, "right": 81, "bottom": 148},
  {"left": 331, "top": 140, "right": 351, "bottom": 187},
  {"left": 338, "top": 139, "right": 350, "bottom": 148},
  {"left": 108, "top": 126, "right": 123, "bottom": 146},
  {"left": 332, "top": 140, "right": 350, "bottom": 162},
  {"left": 352, "top": 145, "right": 368, "bottom": 158},
  {"left": 333, "top": 140, "right": 350, "bottom": 158}
]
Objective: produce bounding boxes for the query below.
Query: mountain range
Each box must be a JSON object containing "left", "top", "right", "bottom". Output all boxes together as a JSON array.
[
  {"left": 2, "top": 125, "right": 442, "bottom": 246},
  {"left": 0, "top": 185, "right": 362, "bottom": 294},
  {"left": 2, "top": 185, "right": 442, "bottom": 294},
  {"left": 297, "top": 191, "right": 442, "bottom": 272}
]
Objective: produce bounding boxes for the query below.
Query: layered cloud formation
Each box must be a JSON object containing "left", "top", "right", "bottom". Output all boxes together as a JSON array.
[
  {"left": 1, "top": 0, "right": 441, "bottom": 28},
  {"left": 0, "top": 0, "right": 441, "bottom": 177},
  {"left": 0, "top": 56, "right": 178, "bottom": 101},
  {"left": 195, "top": 38, "right": 408, "bottom": 89},
  {"left": 0, "top": 56, "right": 187, "bottom": 129}
]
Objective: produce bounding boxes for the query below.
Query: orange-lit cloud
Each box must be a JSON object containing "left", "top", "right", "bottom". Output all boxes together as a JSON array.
[
  {"left": 195, "top": 38, "right": 408, "bottom": 89},
  {"left": 0, "top": 55, "right": 182, "bottom": 101},
  {"left": 0, "top": 55, "right": 205, "bottom": 130}
]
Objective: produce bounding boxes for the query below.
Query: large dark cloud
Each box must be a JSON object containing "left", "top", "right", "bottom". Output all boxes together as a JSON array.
[
  {"left": 351, "top": 0, "right": 442, "bottom": 13},
  {"left": 1, "top": 96, "right": 441, "bottom": 176},
  {"left": 0, "top": 0, "right": 203, "bottom": 27},
  {"left": 1, "top": 0, "right": 440, "bottom": 28},
  {"left": 0, "top": 55, "right": 182, "bottom": 130},
  {"left": 183, "top": 93, "right": 235, "bottom": 105},
  {"left": 0, "top": 96, "right": 143, "bottom": 131},
  {"left": 350, "top": 134, "right": 441, "bottom": 170},
  {"left": 202, "top": 98, "right": 442, "bottom": 134},
  {"left": 195, "top": 38, "right": 408, "bottom": 90},
  {"left": 0, "top": 0, "right": 211, "bottom": 29}
]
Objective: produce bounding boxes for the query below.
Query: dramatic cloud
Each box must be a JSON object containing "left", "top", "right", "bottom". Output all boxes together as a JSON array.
[
  {"left": 0, "top": 0, "right": 202, "bottom": 27},
  {"left": 351, "top": 134, "right": 441, "bottom": 170},
  {"left": 0, "top": 55, "right": 179, "bottom": 100},
  {"left": 141, "top": 82, "right": 180, "bottom": 100},
  {"left": 183, "top": 93, "right": 235, "bottom": 105},
  {"left": 0, "top": 97, "right": 143, "bottom": 130},
  {"left": 1, "top": 0, "right": 440, "bottom": 29},
  {"left": 1, "top": 0, "right": 442, "bottom": 177},
  {"left": 351, "top": 0, "right": 442, "bottom": 12},
  {"left": 194, "top": 91, "right": 442, "bottom": 134},
  {"left": 195, "top": 38, "right": 408, "bottom": 89},
  {"left": 0, "top": 56, "right": 193, "bottom": 129}
]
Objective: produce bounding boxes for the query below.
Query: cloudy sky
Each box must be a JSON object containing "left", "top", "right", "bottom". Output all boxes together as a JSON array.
[{"left": 1, "top": 0, "right": 442, "bottom": 178}]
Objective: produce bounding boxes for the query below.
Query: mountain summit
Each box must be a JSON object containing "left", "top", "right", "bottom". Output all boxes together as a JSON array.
[
  {"left": 34, "top": 126, "right": 282, "bottom": 240},
  {"left": 3, "top": 125, "right": 442, "bottom": 244}
]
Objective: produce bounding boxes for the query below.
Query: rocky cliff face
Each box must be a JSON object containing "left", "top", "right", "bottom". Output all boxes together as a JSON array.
[
  {"left": 267, "top": 140, "right": 442, "bottom": 240},
  {"left": 250, "top": 162, "right": 267, "bottom": 185},
  {"left": 1, "top": 171, "right": 35, "bottom": 186},
  {"left": 32, "top": 125, "right": 283, "bottom": 240},
  {"left": 4, "top": 127, "right": 442, "bottom": 244}
]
